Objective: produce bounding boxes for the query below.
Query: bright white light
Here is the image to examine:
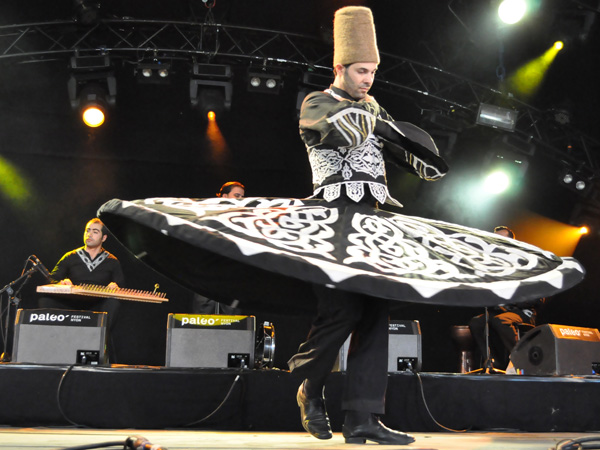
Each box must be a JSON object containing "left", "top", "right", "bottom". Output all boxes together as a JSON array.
[
  {"left": 576, "top": 180, "right": 586, "bottom": 190},
  {"left": 250, "top": 77, "right": 261, "bottom": 87},
  {"left": 498, "top": 0, "right": 527, "bottom": 25},
  {"left": 265, "top": 78, "right": 277, "bottom": 89},
  {"left": 483, "top": 170, "right": 511, "bottom": 194},
  {"left": 563, "top": 173, "right": 574, "bottom": 184}
]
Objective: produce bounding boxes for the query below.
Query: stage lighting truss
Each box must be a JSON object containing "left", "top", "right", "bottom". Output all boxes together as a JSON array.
[
  {"left": 476, "top": 103, "right": 518, "bottom": 132},
  {"left": 247, "top": 70, "right": 282, "bottom": 94},
  {"left": 68, "top": 55, "right": 116, "bottom": 127},
  {"left": 0, "top": 19, "right": 598, "bottom": 188},
  {"left": 559, "top": 167, "right": 593, "bottom": 196},
  {"left": 135, "top": 61, "right": 171, "bottom": 84},
  {"left": 189, "top": 63, "right": 233, "bottom": 116}
]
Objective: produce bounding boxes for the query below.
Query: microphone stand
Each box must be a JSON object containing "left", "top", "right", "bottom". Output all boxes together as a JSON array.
[
  {"left": 0, "top": 267, "right": 36, "bottom": 362},
  {"left": 468, "top": 306, "right": 505, "bottom": 374}
]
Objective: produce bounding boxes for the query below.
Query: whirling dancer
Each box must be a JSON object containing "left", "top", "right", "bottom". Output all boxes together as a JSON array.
[{"left": 97, "top": 6, "right": 584, "bottom": 446}]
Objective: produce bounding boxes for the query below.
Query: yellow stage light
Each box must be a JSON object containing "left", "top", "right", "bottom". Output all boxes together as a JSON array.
[
  {"left": 82, "top": 106, "right": 105, "bottom": 128},
  {"left": 507, "top": 43, "right": 562, "bottom": 99},
  {"left": 579, "top": 226, "right": 589, "bottom": 235},
  {"left": 206, "top": 111, "right": 229, "bottom": 165},
  {"left": 554, "top": 41, "right": 564, "bottom": 50},
  {"left": 207, "top": 111, "right": 216, "bottom": 121},
  {"left": 0, "top": 155, "right": 32, "bottom": 204},
  {"left": 510, "top": 213, "right": 586, "bottom": 257}
]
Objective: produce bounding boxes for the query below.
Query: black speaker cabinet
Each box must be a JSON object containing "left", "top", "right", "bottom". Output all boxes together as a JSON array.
[
  {"left": 166, "top": 314, "right": 256, "bottom": 368},
  {"left": 12, "top": 308, "right": 108, "bottom": 365},
  {"left": 510, "top": 324, "right": 600, "bottom": 375},
  {"left": 334, "top": 320, "right": 422, "bottom": 372}
]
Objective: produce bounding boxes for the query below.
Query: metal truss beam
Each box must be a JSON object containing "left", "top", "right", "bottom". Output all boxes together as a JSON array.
[{"left": 0, "top": 18, "right": 597, "bottom": 185}]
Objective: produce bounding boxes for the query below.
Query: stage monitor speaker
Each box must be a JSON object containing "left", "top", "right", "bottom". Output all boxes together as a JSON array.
[
  {"left": 12, "top": 308, "right": 107, "bottom": 365},
  {"left": 510, "top": 324, "right": 600, "bottom": 375},
  {"left": 166, "top": 314, "right": 255, "bottom": 368},
  {"left": 334, "top": 320, "right": 422, "bottom": 372}
]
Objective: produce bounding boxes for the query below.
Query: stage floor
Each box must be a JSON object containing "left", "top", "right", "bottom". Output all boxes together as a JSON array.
[
  {"left": 2, "top": 428, "right": 599, "bottom": 450},
  {"left": 2, "top": 363, "right": 600, "bottom": 434}
]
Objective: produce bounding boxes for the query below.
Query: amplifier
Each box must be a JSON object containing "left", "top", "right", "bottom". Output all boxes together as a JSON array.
[
  {"left": 510, "top": 324, "right": 600, "bottom": 375},
  {"left": 334, "top": 320, "right": 422, "bottom": 372},
  {"left": 12, "top": 308, "right": 107, "bottom": 365},
  {"left": 166, "top": 314, "right": 256, "bottom": 368}
]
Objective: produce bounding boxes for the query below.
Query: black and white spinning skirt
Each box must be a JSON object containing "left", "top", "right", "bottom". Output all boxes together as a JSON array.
[{"left": 98, "top": 197, "right": 585, "bottom": 312}]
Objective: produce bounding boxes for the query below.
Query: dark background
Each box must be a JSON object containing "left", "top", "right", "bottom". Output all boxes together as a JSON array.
[{"left": 1, "top": 0, "right": 599, "bottom": 372}]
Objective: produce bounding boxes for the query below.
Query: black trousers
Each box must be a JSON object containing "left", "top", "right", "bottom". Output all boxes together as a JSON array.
[{"left": 288, "top": 284, "right": 390, "bottom": 414}]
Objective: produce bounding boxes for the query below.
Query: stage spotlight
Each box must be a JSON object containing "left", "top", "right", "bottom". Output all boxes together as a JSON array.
[
  {"left": 82, "top": 106, "right": 105, "bottom": 127},
  {"left": 507, "top": 43, "right": 562, "bottom": 99},
  {"left": 553, "top": 108, "right": 571, "bottom": 125},
  {"left": 476, "top": 103, "right": 517, "bottom": 132},
  {"left": 483, "top": 170, "right": 511, "bottom": 194},
  {"left": 554, "top": 41, "right": 564, "bottom": 51},
  {"left": 78, "top": 83, "right": 109, "bottom": 127},
  {"left": 82, "top": 107, "right": 104, "bottom": 128},
  {"left": 190, "top": 63, "right": 233, "bottom": 118},
  {"left": 498, "top": 0, "right": 527, "bottom": 25},
  {"left": 0, "top": 155, "right": 32, "bottom": 205},
  {"left": 482, "top": 148, "right": 529, "bottom": 195},
  {"left": 135, "top": 62, "right": 171, "bottom": 84},
  {"left": 191, "top": 86, "right": 228, "bottom": 118},
  {"left": 247, "top": 70, "right": 282, "bottom": 94},
  {"left": 68, "top": 56, "right": 116, "bottom": 128},
  {"left": 569, "top": 202, "right": 600, "bottom": 238},
  {"left": 559, "top": 168, "right": 592, "bottom": 196}
]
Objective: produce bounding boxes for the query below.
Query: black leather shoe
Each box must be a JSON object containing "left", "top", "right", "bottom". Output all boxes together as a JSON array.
[
  {"left": 296, "top": 380, "right": 332, "bottom": 440},
  {"left": 342, "top": 414, "right": 415, "bottom": 445}
]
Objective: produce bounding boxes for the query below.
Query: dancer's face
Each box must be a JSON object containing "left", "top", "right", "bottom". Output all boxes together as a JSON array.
[{"left": 335, "top": 62, "right": 377, "bottom": 100}]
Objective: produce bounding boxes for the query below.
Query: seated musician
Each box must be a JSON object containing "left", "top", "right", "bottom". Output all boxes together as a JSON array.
[
  {"left": 38, "top": 218, "right": 124, "bottom": 361},
  {"left": 469, "top": 226, "right": 546, "bottom": 370},
  {"left": 191, "top": 181, "right": 244, "bottom": 315}
]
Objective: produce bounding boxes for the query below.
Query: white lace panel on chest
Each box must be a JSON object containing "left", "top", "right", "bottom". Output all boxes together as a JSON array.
[{"left": 309, "top": 137, "right": 385, "bottom": 185}]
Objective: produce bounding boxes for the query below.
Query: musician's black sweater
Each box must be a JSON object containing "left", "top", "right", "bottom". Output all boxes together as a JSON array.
[{"left": 50, "top": 246, "right": 125, "bottom": 286}]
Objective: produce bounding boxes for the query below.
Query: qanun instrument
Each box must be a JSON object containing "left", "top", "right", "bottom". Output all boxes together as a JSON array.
[{"left": 37, "top": 284, "right": 168, "bottom": 303}]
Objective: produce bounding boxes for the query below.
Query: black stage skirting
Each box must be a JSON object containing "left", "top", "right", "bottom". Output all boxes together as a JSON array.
[{"left": 1, "top": 364, "right": 600, "bottom": 432}]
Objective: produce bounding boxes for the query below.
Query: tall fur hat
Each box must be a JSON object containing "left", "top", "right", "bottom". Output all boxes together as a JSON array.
[{"left": 333, "top": 6, "right": 380, "bottom": 67}]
